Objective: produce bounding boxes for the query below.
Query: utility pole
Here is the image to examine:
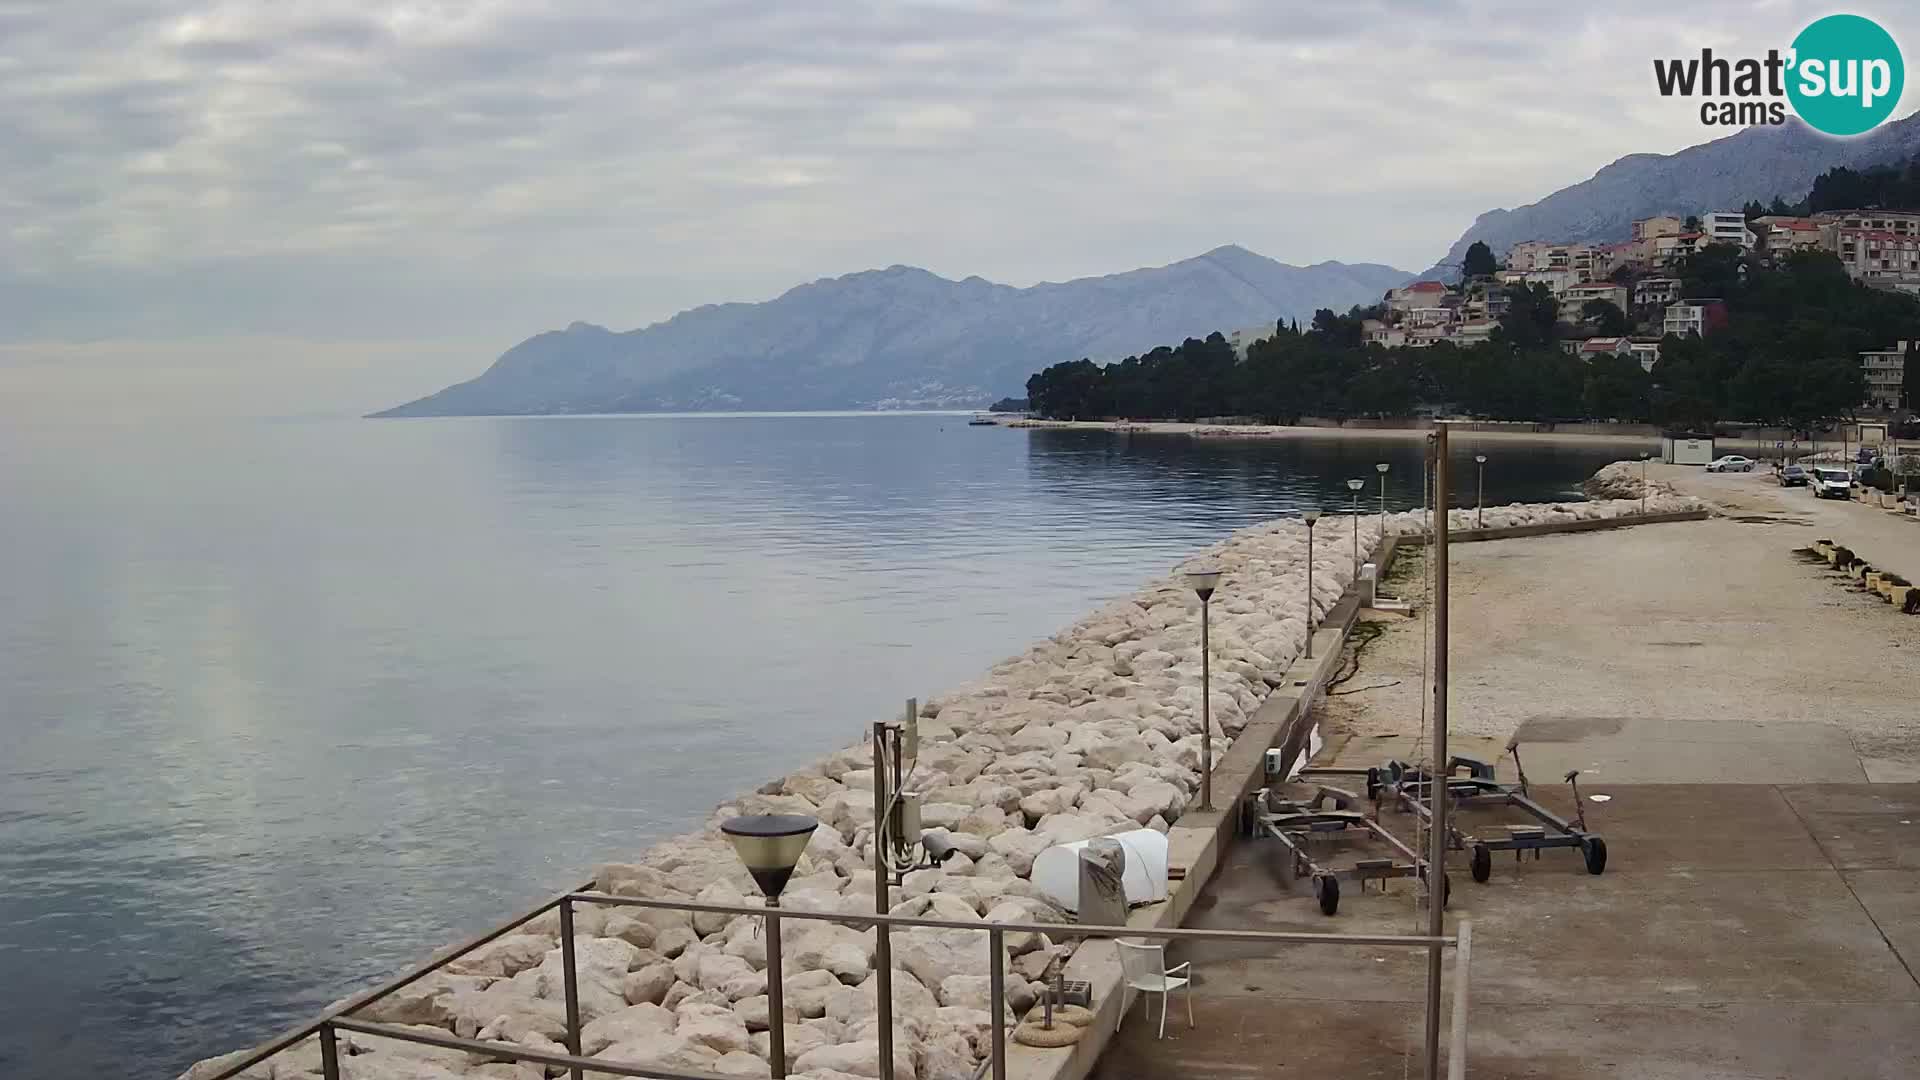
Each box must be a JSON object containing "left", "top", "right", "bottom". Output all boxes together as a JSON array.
[{"left": 1423, "top": 425, "right": 1452, "bottom": 1079}]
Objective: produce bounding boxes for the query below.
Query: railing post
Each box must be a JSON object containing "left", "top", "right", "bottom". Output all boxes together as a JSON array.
[
  {"left": 318, "top": 1023, "right": 340, "bottom": 1080},
  {"left": 988, "top": 927, "right": 1007, "bottom": 1080},
  {"left": 766, "top": 899, "right": 787, "bottom": 1079},
  {"left": 1448, "top": 921, "right": 1472, "bottom": 1080},
  {"left": 872, "top": 720, "right": 896, "bottom": 1080},
  {"left": 559, "top": 898, "right": 584, "bottom": 1080}
]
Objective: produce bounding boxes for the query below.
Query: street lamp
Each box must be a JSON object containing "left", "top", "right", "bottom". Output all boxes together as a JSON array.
[
  {"left": 722, "top": 813, "right": 819, "bottom": 1079},
  {"left": 1474, "top": 454, "right": 1487, "bottom": 528},
  {"left": 1185, "top": 567, "right": 1222, "bottom": 812},
  {"left": 1302, "top": 511, "right": 1321, "bottom": 659},
  {"left": 1346, "top": 478, "right": 1365, "bottom": 571},
  {"left": 1638, "top": 451, "right": 1651, "bottom": 515},
  {"left": 1376, "top": 462, "right": 1390, "bottom": 535}
]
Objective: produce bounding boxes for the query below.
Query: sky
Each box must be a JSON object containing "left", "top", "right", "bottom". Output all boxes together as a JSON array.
[{"left": 2, "top": 0, "right": 1916, "bottom": 415}]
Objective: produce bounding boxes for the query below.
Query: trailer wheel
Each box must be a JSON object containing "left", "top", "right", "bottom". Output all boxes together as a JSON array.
[
  {"left": 1583, "top": 836, "right": 1608, "bottom": 876},
  {"left": 1365, "top": 767, "right": 1381, "bottom": 802},
  {"left": 1470, "top": 843, "right": 1492, "bottom": 883},
  {"left": 1314, "top": 874, "right": 1340, "bottom": 916},
  {"left": 1419, "top": 866, "right": 1451, "bottom": 908}
]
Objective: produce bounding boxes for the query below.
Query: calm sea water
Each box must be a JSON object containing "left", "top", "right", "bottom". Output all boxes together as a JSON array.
[{"left": 0, "top": 412, "right": 1630, "bottom": 1078}]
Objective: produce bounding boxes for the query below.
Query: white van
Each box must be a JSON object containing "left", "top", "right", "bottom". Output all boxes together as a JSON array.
[{"left": 1810, "top": 467, "right": 1853, "bottom": 499}]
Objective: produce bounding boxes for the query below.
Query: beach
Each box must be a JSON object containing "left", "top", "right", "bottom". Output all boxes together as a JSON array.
[{"left": 1001, "top": 417, "right": 1663, "bottom": 446}]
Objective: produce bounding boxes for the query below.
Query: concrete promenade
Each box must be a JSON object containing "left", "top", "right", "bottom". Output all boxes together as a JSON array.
[{"left": 1092, "top": 473, "right": 1920, "bottom": 1078}]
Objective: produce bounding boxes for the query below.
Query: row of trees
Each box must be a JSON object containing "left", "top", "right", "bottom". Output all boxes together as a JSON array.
[
  {"left": 1741, "top": 154, "right": 1920, "bottom": 220},
  {"left": 1024, "top": 249, "right": 1917, "bottom": 429}
]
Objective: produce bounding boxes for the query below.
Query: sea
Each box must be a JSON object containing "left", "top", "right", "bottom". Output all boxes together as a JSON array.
[{"left": 0, "top": 411, "right": 1632, "bottom": 1078}]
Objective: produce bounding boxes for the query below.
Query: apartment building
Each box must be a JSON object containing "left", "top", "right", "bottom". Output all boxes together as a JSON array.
[
  {"left": 1628, "top": 340, "right": 1661, "bottom": 373},
  {"left": 1751, "top": 215, "right": 1823, "bottom": 256},
  {"left": 1633, "top": 277, "right": 1683, "bottom": 308},
  {"left": 1387, "top": 280, "right": 1449, "bottom": 312},
  {"left": 1652, "top": 232, "right": 1703, "bottom": 267},
  {"left": 1830, "top": 227, "right": 1920, "bottom": 286},
  {"left": 1664, "top": 299, "right": 1728, "bottom": 337},
  {"left": 1562, "top": 282, "right": 1628, "bottom": 311},
  {"left": 1860, "top": 342, "right": 1909, "bottom": 409},
  {"left": 1632, "top": 215, "right": 1684, "bottom": 242},
  {"left": 1702, "top": 211, "right": 1755, "bottom": 251}
]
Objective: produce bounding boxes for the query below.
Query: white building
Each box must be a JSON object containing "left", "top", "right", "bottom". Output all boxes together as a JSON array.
[
  {"left": 1860, "top": 342, "right": 1908, "bottom": 409},
  {"left": 1664, "top": 299, "right": 1725, "bottom": 337},
  {"left": 1633, "top": 277, "right": 1683, "bottom": 309},
  {"left": 1702, "top": 211, "right": 1754, "bottom": 251}
]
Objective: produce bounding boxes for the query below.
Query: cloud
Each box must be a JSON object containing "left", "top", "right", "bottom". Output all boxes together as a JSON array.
[{"left": 1, "top": 0, "right": 1913, "bottom": 357}]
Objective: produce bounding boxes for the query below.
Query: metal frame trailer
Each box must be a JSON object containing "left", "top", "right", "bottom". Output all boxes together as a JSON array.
[
  {"left": 1246, "top": 784, "right": 1450, "bottom": 916},
  {"left": 1315, "top": 752, "right": 1608, "bottom": 882}
]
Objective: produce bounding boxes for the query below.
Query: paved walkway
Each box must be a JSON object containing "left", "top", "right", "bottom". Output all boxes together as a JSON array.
[
  {"left": 1091, "top": 474, "right": 1920, "bottom": 1078},
  {"left": 1091, "top": 782, "right": 1920, "bottom": 1080}
]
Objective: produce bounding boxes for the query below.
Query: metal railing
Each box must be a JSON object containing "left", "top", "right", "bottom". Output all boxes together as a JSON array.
[{"left": 202, "top": 888, "right": 1472, "bottom": 1080}]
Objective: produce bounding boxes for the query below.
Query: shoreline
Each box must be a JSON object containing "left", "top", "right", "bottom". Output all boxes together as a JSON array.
[
  {"left": 1000, "top": 417, "right": 1662, "bottom": 445},
  {"left": 185, "top": 470, "right": 1704, "bottom": 1080}
]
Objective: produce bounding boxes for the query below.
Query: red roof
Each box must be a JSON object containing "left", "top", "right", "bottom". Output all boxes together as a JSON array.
[{"left": 1406, "top": 280, "right": 1447, "bottom": 292}]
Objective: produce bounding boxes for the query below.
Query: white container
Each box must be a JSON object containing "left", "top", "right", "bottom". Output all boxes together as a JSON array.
[{"left": 1030, "top": 829, "right": 1169, "bottom": 912}]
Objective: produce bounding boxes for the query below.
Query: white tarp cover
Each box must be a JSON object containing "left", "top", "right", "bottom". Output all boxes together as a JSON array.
[{"left": 1029, "top": 828, "right": 1170, "bottom": 911}]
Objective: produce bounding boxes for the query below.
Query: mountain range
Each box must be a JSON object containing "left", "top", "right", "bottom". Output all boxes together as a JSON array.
[
  {"left": 383, "top": 112, "right": 1920, "bottom": 417},
  {"left": 374, "top": 247, "right": 1410, "bottom": 415},
  {"left": 1426, "top": 113, "right": 1920, "bottom": 277}
]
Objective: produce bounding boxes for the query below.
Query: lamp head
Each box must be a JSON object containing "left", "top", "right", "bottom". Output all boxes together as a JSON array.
[
  {"left": 1184, "top": 567, "right": 1222, "bottom": 601},
  {"left": 1302, "top": 510, "right": 1322, "bottom": 526},
  {"left": 721, "top": 814, "right": 818, "bottom": 900},
  {"left": 1475, "top": 454, "right": 1487, "bottom": 464},
  {"left": 1375, "top": 462, "right": 1390, "bottom": 474},
  {"left": 1346, "top": 478, "right": 1364, "bottom": 491}
]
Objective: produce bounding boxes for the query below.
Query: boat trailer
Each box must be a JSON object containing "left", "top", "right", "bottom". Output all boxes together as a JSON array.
[
  {"left": 1246, "top": 784, "right": 1449, "bottom": 916},
  {"left": 1348, "top": 748, "right": 1609, "bottom": 882}
]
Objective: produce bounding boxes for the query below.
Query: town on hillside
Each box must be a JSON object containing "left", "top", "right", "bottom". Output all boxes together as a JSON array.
[{"left": 1357, "top": 208, "right": 1918, "bottom": 409}]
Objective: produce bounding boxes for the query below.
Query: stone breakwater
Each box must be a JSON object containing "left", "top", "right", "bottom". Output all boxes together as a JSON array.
[
  {"left": 183, "top": 493, "right": 1701, "bottom": 1080},
  {"left": 1582, "top": 459, "right": 1682, "bottom": 502}
]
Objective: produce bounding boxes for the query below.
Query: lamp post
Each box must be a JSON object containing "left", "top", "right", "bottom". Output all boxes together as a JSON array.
[
  {"left": 1185, "top": 567, "right": 1222, "bottom": 812},
  {"left": 1302, "top": 511, "right": 1321, "bottom": 658},
  {"left": 1347, "top": 478, "right": 1365, "bottom": 571},
  {"left": 1376, "top": 462, "right": 1390, "bottom": 535},
  {"left": 1638, "top": 451, "right": 1651, "bottom": 515},
  {"left": 722, "top": 813, "right": 819, "bottom": 1079},
  {"left": 1474, "top": 454, "right": 1487, "bottom": 528}
]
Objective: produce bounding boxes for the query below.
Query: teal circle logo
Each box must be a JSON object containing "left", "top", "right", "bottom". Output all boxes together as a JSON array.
[{"left": 1787, "top": 15, "right": 1904, "bottom": 136}]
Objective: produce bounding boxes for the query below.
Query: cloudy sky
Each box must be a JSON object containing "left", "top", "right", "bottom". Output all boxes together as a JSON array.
[{"left": 2, "top": 1, "right": 1914, "bottom": 413}]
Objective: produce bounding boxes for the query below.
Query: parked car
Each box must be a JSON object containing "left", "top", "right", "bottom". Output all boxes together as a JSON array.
[
  {"left": 1811, "top": 467, "right": 1854, "bottom": 498},
  {"left": 1856, "top": 446, "right": 1877, "bottom": 465},
  {"left": 1778, "top": 464, "right": 1808, "bottom": 487},
  {"left": 1706, "top": 455, "right": 1755, "bottom": 472}
]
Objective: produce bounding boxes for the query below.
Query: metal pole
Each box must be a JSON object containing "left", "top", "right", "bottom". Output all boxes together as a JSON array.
[
  {"left": 1640, "top": 458, "right": 1648, "bottom": 515},
  {"left": 871, "top": 721, "right": 896, "bottom": 1080},
  {"left": 1379, "top": 473, "right": 1388, "bottom": 534},
  {"left": 1476, "top": 461, "right": 1484, "bottom": 528},
  {"left": 988, "top": 928, "right": 1008, "bottom": 1080},
  {"left": 766, "top": 897, "right": 786, "bottom": 1079},
  {"left": 558, "top": 899, "right": 584, "bottom": 1080},
  {"left": 1424, "top": 426, "right": 1452, "bottom": 1080},
  {"left": 1351, "top": 493, "right": 1360, "bottom": 573},
  {"left": 319, "top": 1024, "right": 340, "bottom": 1080},
  {"left": 1304, "top": 521, "right": 1315, "bottom": 659},
  {"left": 1199, "top": 596, "right": 1213, "bottom": 811},
  {"left": 1447, "top": 921, "right": 1472, "bottom": 1080}
]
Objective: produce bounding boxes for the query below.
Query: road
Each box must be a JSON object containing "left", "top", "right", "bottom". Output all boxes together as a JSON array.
[{"left": 1661, "top": 461, "right": 1920, "bottom": 581}]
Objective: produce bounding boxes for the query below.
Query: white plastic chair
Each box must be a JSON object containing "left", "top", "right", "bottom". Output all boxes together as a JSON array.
[{"left": 1115, "top": 939, "right": 1193, "bottom": 1038}]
